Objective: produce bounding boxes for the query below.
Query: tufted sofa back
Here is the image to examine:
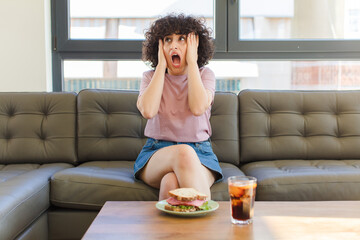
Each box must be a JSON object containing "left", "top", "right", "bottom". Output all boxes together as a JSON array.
[
  {"left": 210, "top": 92, "right": 239, "bottom": 165},
  {"left": 77, "top": 89, "right": 146, "bottom": 162},
  {"left": 239, "top": 90, "right": 360, "bottom": 163},
  {"left": 77, "top": 89, "right": 240, "bottom": 165},
  {"left": 0, "top": 92, "right": 77, "bottom": 164}
]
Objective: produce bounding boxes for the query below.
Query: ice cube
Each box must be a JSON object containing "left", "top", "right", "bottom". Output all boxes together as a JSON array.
[{"left": 242, "top": 197, "right": 252, "bottom": 219}]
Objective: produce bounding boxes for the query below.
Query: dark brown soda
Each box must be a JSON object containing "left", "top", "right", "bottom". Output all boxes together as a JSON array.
[
  {"left": 230, "top": 185, "right": 256, "bottom": 221},
  {"left": 230, "top": 197, "right": 252, "bottom": 220}
]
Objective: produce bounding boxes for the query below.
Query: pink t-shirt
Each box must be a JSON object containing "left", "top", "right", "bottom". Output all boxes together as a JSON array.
[{"left": 139, "top": 67, "right": 215, "bottom": 142}]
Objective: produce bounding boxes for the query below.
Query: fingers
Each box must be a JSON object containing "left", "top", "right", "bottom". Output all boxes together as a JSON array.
[
  {"left": 186, "top": 33, "right": 198, "bottom": 65},
  {"left": 158, "top": 39, "right": 165, "bottom": 56},
  {"left": 187, "top": 32, "right": 195, "bottom": 44},
  {"left": 158, "top": 39, "right": 167, "bottom": 68},
  {"left": 158, "top": 39, "right": 163, "bottom": 50},
  {"left": 187, "top": 33, "right": 199, "bottom": 47}
]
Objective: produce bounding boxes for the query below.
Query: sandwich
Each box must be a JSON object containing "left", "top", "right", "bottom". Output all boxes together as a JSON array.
[{"left": 164, "top": 188, "right": 210, "bottom": 212}]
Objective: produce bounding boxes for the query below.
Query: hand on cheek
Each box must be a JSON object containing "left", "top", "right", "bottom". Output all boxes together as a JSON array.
[
  {"left": 158, "top": 39, "right": 167, "bottom": 69},
  {"left": 186, "top": 33, "right": 199, "bottom": 66}
]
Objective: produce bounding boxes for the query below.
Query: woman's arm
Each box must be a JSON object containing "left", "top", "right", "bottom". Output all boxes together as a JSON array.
[
  {"left": 187, "top": 33, "right": 212, "bottom": 116},
  {"left": 137, "top": 40, "right": 167, "bottom": 119}
]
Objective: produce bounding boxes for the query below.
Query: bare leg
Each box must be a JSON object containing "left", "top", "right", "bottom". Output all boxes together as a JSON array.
[
  {"left": 139, "top": 144, "right": 216, "bottom": 200},
  {"left": 159, "top": 172, "right": 179, "bottom": 200}
]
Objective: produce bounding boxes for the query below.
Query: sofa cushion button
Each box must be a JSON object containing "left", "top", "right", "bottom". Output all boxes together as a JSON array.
[{"left": 7, "top": 111, "right": 15, "bottom": 117}]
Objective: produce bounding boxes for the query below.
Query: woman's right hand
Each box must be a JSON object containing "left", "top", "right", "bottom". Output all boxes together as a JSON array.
[
  {"left": 137, "top": 40, "right": 166, "bottom": 119},
  {"left": 157, "top": 39, "right": 167, "bottom": 69}
]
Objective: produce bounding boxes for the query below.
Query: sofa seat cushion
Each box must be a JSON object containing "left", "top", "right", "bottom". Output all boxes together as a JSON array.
[
  {"left": 51, "top": 161, "right": 244, "bottom": 210},
  {"left": 51, "top": 161, "right": 158, "bottom": 210},
  {"left": 241, "top": 160, "right": 360, "bottom": 200},
  {"left": 211, "top": 162, "right": 245, "bottom": 200},
  {"left": 0, "top": 163, "right": 72, "bottom": 240}
]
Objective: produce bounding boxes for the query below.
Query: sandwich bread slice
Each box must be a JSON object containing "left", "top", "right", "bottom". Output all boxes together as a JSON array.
[{"left": 164, "top": 188, "right": 208, "bottom": 212}]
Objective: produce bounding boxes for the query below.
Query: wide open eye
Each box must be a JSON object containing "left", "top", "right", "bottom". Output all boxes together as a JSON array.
[
  {"left": 164, "top": 37, "right": 171, "bottom": 42},
  {"left": 179, "top": 36, "right": 186, "bottom": 41}
]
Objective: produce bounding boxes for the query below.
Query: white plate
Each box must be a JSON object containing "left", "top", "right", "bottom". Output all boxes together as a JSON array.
[{"left": 155, "top": 200, "right": 219, "bottom": 217}]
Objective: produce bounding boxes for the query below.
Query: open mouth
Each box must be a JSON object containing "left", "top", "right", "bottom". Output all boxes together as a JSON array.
[{"left": 171, "top": 54, "right": 181, "bottom": 67}]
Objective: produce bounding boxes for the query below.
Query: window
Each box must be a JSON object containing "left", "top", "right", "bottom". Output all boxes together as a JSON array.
[
  {"left": 64, "top": 60, "right": 360, "bottom": 93},
  {"left": 52, "top": 0, "right": 360, "bottom": 92},
  {"left": 64, "top": 60, "right": 146, "bottom": 92},
  {"left": 239, "top": 0, "right": 360, "bottom": 40},
  {"left": 228, "top": 0, "right": 360, "bottom": 53},
  {"left": 69, "top": 0, "right": 214, "bottom": 40}
]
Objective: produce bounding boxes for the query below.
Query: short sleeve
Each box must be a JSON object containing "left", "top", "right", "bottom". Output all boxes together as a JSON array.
[
  {"left": 139, "top": 70, "right": 154, "bottom": 97},
  {"left": 200, "top": 67, "right": 216, "bottom": 102}
]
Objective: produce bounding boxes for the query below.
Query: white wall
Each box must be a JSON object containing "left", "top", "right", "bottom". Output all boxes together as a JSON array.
[{"left": 0, "top": 0, "right": 52, "bottom": 92}]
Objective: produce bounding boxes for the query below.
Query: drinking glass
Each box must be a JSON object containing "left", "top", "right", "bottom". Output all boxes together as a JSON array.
[{"left": 228, "top": 176, "right": 257, "bottom": 225}]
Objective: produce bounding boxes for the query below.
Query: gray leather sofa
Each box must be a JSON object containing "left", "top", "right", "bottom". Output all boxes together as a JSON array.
[
  {"left": 1, "top": 89, "right": 360, "bottom": 240},
  {"left": 239, "top": 90, "right": 360, "bottom": 201}
]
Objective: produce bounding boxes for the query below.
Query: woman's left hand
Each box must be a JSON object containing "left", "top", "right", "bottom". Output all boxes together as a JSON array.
[{"left": 186, "top": 32, "right": 199, "bottom": 66}]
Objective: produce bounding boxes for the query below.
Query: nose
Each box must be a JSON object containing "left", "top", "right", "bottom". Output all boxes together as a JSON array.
[{"left": 170, "top": 41, "right": 178, "bottom": 50}]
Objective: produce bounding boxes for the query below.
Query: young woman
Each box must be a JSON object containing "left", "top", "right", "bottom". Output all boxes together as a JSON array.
[{"left": 134, "top": 14, "right": 223, "bottom": 200}]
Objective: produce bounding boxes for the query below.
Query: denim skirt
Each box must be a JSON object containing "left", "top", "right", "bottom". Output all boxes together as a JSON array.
[{"left": 134, "top": 138, "right": 224, "bottom": 183}]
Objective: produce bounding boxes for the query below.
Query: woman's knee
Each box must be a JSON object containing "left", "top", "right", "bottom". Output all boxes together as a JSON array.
[
  {"left": 160, "top": 172, "right": 179, "bottom": 191},
  {"left": 173, "top": 144, "right": 200, "bottom": 170}
]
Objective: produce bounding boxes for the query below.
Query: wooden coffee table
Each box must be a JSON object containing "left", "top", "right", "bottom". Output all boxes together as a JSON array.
[{"left": 82, "top": 201, "right": 360, "bottom": 240}]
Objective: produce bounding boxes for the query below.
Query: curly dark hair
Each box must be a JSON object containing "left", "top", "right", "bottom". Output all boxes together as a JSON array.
[{"left": 142, "top": 14, "right": 215, "bottom": 69}]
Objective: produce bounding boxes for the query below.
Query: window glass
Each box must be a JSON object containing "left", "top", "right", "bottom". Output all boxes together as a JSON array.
[
  {"left": 64, "top": 60, "right": 360, "bottom": 92},
  {"left": 64, "top": 61, "right": 148, "bottom": 91},
  {"left": 236, "top": 61, "right": 360, "bottom": 90},
  {"left": 240, "top": 0, "right": 360, "bottom": 40},
  {"left": 70, "top": 0, "right": 214, "bottom": 40}
]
